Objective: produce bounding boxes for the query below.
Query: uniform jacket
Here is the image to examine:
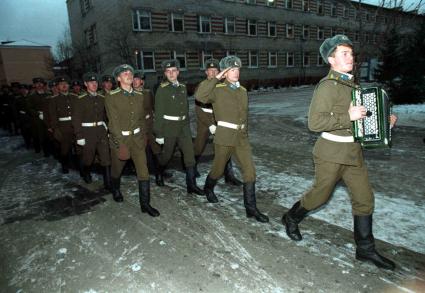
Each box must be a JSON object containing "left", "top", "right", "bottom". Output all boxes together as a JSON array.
[
  {"left": 195, "top": 78, "right": 249, "bottom": 147},
  {"left": 195, "top": 79, "right": 216, "bottom": 127},
  {"left": 153, "top": 81, "right": 191, "bottom": 138},
  {"left": 309, "top": 70, "right": 363, "bottom": 166}
]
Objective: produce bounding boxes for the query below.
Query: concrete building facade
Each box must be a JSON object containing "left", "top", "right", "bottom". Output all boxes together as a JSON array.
[{"left": 66, "top": 0, "right": 423, "bottom": 90}]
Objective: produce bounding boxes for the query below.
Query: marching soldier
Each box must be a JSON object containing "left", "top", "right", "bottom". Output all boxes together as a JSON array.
[
  {"left": 100, "top": 74, "right": 114, "bottom": 95},
  {"left": 48, "top": 77, "right": 76, "bottom": 173},
  {"left": 194, "top": 56, "right": 269, "bottom": 223},
  {"left": 27, "top": 77, "right": 51, "bottom": 156},
  {"left": 105, "top": 64, "right": 159, "bottom": 217},
  {"left": 281, "top": 35, "right": 396, "bottom": 270},
  {"left": 15, "top": 84, "right": 32, "bottom": 148},
  {"left": 72, "top": 72, "right": 111, "bottom": 189},
  {"left": 153, "top": 59, "right": 204, "bottom": 195},
  {"left": 193, "top": 59, "right": 242, "bottom": 186},
  {"left": 71, "top": 79, "right": 83, "bottom": 95}
]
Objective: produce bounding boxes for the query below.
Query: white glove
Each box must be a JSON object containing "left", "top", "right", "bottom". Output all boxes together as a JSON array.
[
  {"left": 155, "top": 137, "right": 164, "bottom": 145},
  {"left": 77, "top": 138, "right": 86, "bottom": 146},
  {"left": 209, "top": 125, "right": 217, "bottom": 135},
  {"left": 38, "top": 113, "right": 44, "bottom": 120}
]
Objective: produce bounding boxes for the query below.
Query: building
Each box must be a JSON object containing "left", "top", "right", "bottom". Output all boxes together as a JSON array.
[
  {"left": 66, "top": 0, "right": 424, "bottom": 91},
  {"left": 0, "top": 40, "right": 54, "bottom": 86}
]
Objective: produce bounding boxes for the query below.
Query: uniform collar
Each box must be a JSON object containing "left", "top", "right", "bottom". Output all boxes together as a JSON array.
[
  {"left": 225, "top": 80, "right": 240, "bottom": 90},
  {"left": 329, "top": 70, "right": 353, "bottom": 81},
  {"left": 121, "top": 87, "right": 134, "bottom": 96}
]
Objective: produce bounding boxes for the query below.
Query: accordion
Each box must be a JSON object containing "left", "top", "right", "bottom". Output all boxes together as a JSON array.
[{"left": 351, "top": 87, "right": 392, "bottom": 149}]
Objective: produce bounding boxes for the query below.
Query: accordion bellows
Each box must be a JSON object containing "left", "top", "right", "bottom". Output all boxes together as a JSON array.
[{"left": 351, "top": 87, "right": 392, "bottom": 149}]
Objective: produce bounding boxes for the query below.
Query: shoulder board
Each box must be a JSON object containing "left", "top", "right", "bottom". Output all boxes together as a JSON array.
[
  {"left": 110, "top": 88, "right": 121, "bottom": 95},
  {"left": 78, "top": 93, "right": 88, "bottom": 99},
  {"left": 160, "top": 82, "right": 170, "bottom": 88},
  {"left": 215, "top": 83, "right": 226, "bottom": 88},
  {"left": 97, "top": 92, "right": 105, "bottom": 98},
  {"left": 50, "top": 94, "right": 59, "bottom": 98},
  {"left": 134, "top": 90, "right": 143, "bottom": 95},
  {"left": 318, "top": 77, "right": 358, "bottom": 90},
  {"left": 69, "top": 92, "right": 79, "bottom": 97},
  {"left": 240, "top": 86, "right": 247, "bottom": 91},
  {"left": 180, "top": 83, "right": 186, "bottom": 88}
]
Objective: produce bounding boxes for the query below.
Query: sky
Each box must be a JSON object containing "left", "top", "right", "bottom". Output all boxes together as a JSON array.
[{"left": 0, "top": 0, "right": 422, "bottom": 52}]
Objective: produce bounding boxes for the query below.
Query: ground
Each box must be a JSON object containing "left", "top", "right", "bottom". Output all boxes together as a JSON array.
[{"left": 0, "top": 86, "right": 424, "bottom": 293}]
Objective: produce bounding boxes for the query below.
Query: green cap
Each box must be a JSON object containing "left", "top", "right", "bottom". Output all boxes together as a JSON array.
[
  {"left": 205, "top": 58, "right": 220, "bottom": 69},
  {"left": 162, "top": 59, "right": 180, "bottom": 70},
  {"left": 83, "top": 72, "right": 98, "bottom": 82},
  {"left": 101, "top": 74, "right": 114, "bottom": 82},
  {"left": 32, "top": 77, "right": 45, "bottom": 84},
  {"left": 55, "top": 76, "right": 70, "bottom": 84},
  {"left": 319, "top": 34, "right": 353, "bottom": 64},
  {"left": 219, "top": 55, "right": 242, "bottom": 71},
  {"left": 112, "top": 64, "right": 134, "bottom": 78},
  {"left": 133, "top": 70, "right": 146, "bottom": 80}
]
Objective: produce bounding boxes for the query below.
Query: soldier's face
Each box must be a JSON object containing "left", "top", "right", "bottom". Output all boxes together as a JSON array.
[
  {"left": 328, "top": 45, "right": 354, "bottom": 73},
  {"left": 102, "top": 81, "right": 113, "bottom": 91},
  {"left": 205, "top": 68, "right": 219, "bottom": 80},
  {"left": 72, "top": 85, "right": 81, "bottom": 93},
  {"left": 133, "top": 77, "right": 142, "bottom": 88},
  {"left": 58, "top": 82, "right": 69, "bottom": 93},
  {"left": 224, "top": 67, "right": 240, "bottom": 83},
  {"left": 34, "top": 82, "right": 44, "bottom": 91},
  {"left": 164, "top": 67, "right": 179, "bottom": 83},
  {"left": 85, "top": 81, "right": 98, "bottom": 93},
  {"left": 117, "top": 70, "right": 133, "bottom": 87}
]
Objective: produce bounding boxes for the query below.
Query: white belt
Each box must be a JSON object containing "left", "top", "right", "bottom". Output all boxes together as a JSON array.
[
  {"left": 122, "top": 127, "right": 140, "bottom": 136},
  {"left": 201, "top": 108, "right": 213, "bottom": 113},
  {"left": 19, "top": 110, "right": 26, "bottom": 114},
  {"left": 2, "top": 104, "right": 8, "bottom": 106},
  {"left": 145, "top": 114, "right": 151, "bottom": 119},
  {"left": 321, "top": 132, "right": 354, "bottom": 143},
  {"left": 58, "top": 116, "right": 72, "bottom": 121},
  {"left": 163, "top": 115, "right": 186, "bottom": 121},
  {"left": 82, "top": 121, "right": 106, "bottom": 127},
  {"left": 217, "top": 121, "right": 245, "bottom": 130}
]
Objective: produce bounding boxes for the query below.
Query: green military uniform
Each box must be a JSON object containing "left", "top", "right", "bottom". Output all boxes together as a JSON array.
[
  {"left": 142, "top": 88, "right": 161, "bottom": 155},
  {"left": 300, "top": 70, "right": 374, "bottom": 215},
  {"left": 15, "top": 85, "right": 32, "bottom": 148},
  {"left": 27, "top": 89, "right": 51, "bottom": 155}
]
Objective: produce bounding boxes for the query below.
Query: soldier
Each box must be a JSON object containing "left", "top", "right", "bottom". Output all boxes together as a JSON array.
[
  {"left": 15, "top": 84, "right": 32, "bottom": 148},
  {"left": 153, "top": 59, "right": 204, "bottom": 195},
  {"left": 27, "top": 77, "right": 51, "bottom": 156},
  {"left": 194, "top": 56, "right": 269, "bottom": 223},
  {"left": 193, "top": 58, "right": 242, "bottom": 186},
  {"left": 48, "top": 77, "right": 76, "bottom": 173},
  {"left": 72, "top": 72, "right": 111, "bottom": 189},
  {"left": 71, "top": 79, "right": 83, "bottom": 95},
  {"left": 281, "top": 35, "right": 396, "bottom": 270},
  {"left": 105, "top": 64, "right": 159, "bottom": 217},
  {"left": 100, "top": 74, "right": 114, "bottom": 95}
]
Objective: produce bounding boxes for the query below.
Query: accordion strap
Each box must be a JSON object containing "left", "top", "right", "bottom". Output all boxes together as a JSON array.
[{"left": 317, "top": 77, "right": 360, "bottom": 91}]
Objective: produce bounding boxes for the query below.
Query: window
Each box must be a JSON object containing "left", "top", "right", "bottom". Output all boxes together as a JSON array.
[
  {"left": 317, "top": 27, "right": 324, "bottom": 40},
  {"left": 286, "top": 52, "right": 294, "bottom": 67},
  {"left": 268, "top": 22, "right": 277, "bottom": 37},
  {"left": 201, "top": 51, "right": 213, "bottom": 69},
  {"left": 285, "top": 0, "right": 293, "bottom": 9},
  {"left": 84, "top": 24, "right": 97, "bottom": 47},
  {"left": 331, "top": 4, "right": 337, "bottom": 17},
  {"left": 331, "top": 27, "right": 337, "bottom": 37},
  {"left": 343, "top": 6, "right": 349, "bottom": 18},
  {"left": 171, "top": 51, "right": 187, "bottom": 70},
  {"left": 137, "top": 51, "right": 155, "bottom": 72},
  {"left": 226, "top": 50, "right": 237, "bottom": 56},
  {"left": 317, "top": 1, "right": 323, "bottom": 15},
  {"left": 302, "top": 25, "right": 309, "bottom": 40},
  {"left": 302, "top": 0, "right": 310, "bottom": 12},
  {"left": 286, "top": 24, "right": 294, "bottom": 38},
  {"left": 224, "top": 17, "right": 235, "bottom": 34},
  {"left": 248, "top": 51, "right": 258, "bottom": 68},
  {"left": 80, "top": 0, "right": 92, "bottom": 16},
  {"left": 303, "top": 52, "right": 310, "bottom": 67},
  {"left": 267, "top": 0, "right": 276, "bottom": 7},
  {"left": 198, "top": 15, "right": 211, "bottom": 33},
  {"left": 317, "top": 54, "right": 324, "bottom": 66},
  {"left": 247, "top": 19, "right": 257, "bottom": 36},
  {"left": 133, "top": 10, "right": 152, "bottom": 31},
  {"left": 169, "top": 13, "right": 184, "bottom": 32},
  {"left": 246, "top": 0, "right": 256, "bottom": 4},
  {"left": 268, "top": 51, "right": 278, "bottom": 68}
]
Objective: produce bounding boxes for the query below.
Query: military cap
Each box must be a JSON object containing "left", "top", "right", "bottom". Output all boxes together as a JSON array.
[
  {"left": 219, "top": 55, "right": 242, "bottom": 71},
  {"left": 133, "top": 70, "right": 146, "bottom": 80},
  {"left": 32, "top": 77, "right": 45, "bottom": 84},
  {"left": 55, "top": 76, "right": 70, "bottom": 83},
  {"left": 320, "top": 34, "right": 353, "bottom": 64},
  {"left": 48, "top": 80, "right": 58, "bottom": 87},
  {"left": 101, "top": 74, "right": 114, "bottom": 82},
  {"left": 112, "top": 64, "right": 134, "bottom": 78},
  {"left": 161, "top": 59, "right": 180, "bottom": 70},
  {"left": 83, "top": 72, "right": 98, "bottom": 82},
  {"left": 71, "top": 79, "right": 82, "bottom": 86},
  {"left": 205, "top": 59, "right": 220, "bottom": 69}
]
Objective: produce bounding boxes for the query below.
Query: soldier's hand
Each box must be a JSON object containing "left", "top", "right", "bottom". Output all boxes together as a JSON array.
[
  {"left": 348, "top": 102, "right": 367, "bottom": 121},
  {"left": 77, "top": 138, "right": 86, "bottom": 146},
  {"left": 208, "top": 125, "right": 217, "bottom": 135},
  {"left": 216, "top": 67, "right": 231, "bottom": 80},
  {"left": 389, "top": 114, "right": 397, "bottom": 129},
  {"left": 155, "top": 137, "right": 165, "bottom": 145}
]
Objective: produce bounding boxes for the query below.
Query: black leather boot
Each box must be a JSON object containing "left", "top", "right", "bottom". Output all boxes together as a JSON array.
[
  {"left": 186, "top": 166, "right": 205, "bottom": 195},
  {"left": 224, "top": 159, "right": 242, "bottom": 186},
  {"left": 281, "top": 201, "right": 309, "bottom": 241},
  {"left": 138, "top": 180, "right": 160, "bottom": 217},
  {"left": 111, "top": 177, "right": 123, "bottom": 202},
  {"left": 60, "top": 155, "right": 69, "bottom": 174},
  {"left": 204, "top": 175, "right": 218, "bottom": 203},
  {"left": 103, "top": 166, "right": 112, "bottom": 190},
  {"left": 82, "top": 165, "right": 92, "bottom": 184},
  {"left": 155, "top": 164, "right": 165, "bottom": 187},
  {"left": 243, "top": 182, "right": 269, "bottom": 223},
  {"left": 194, "top": 155, "right": 201, "bottom": 178},
  {"left": 354, "top": 215, "right": 396, "bottom": 270}
]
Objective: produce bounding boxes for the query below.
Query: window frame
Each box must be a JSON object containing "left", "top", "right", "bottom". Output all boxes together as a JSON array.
[
  {"left": 224, "top": 16, "right": 236, "bottom": 34},
  {"left": 248, "top": 50, "right": 259, "bottom": 68},
  {"left": 247, "top": 19, "right": 257, "bottom": 36},
  {"left": 286, "top": 52, "right": 294, "bottom": 67},
  {"left": 268, "top": 51, "right": 278, "bottom": 68},
  {"left": 268, "top": 21, "right": 277, "bottom": 37},
  {"left": 137, "top": 51, "right": 156, "bottom": 72},
  {"left": 198, "top": 15, "right": 211, "bottom": 33},
  {"left": 170, "top": 12, "right": 184, "bottom": 32},
  {"left": 133, "top": 9, "right": 152, "bottom": 31}
]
